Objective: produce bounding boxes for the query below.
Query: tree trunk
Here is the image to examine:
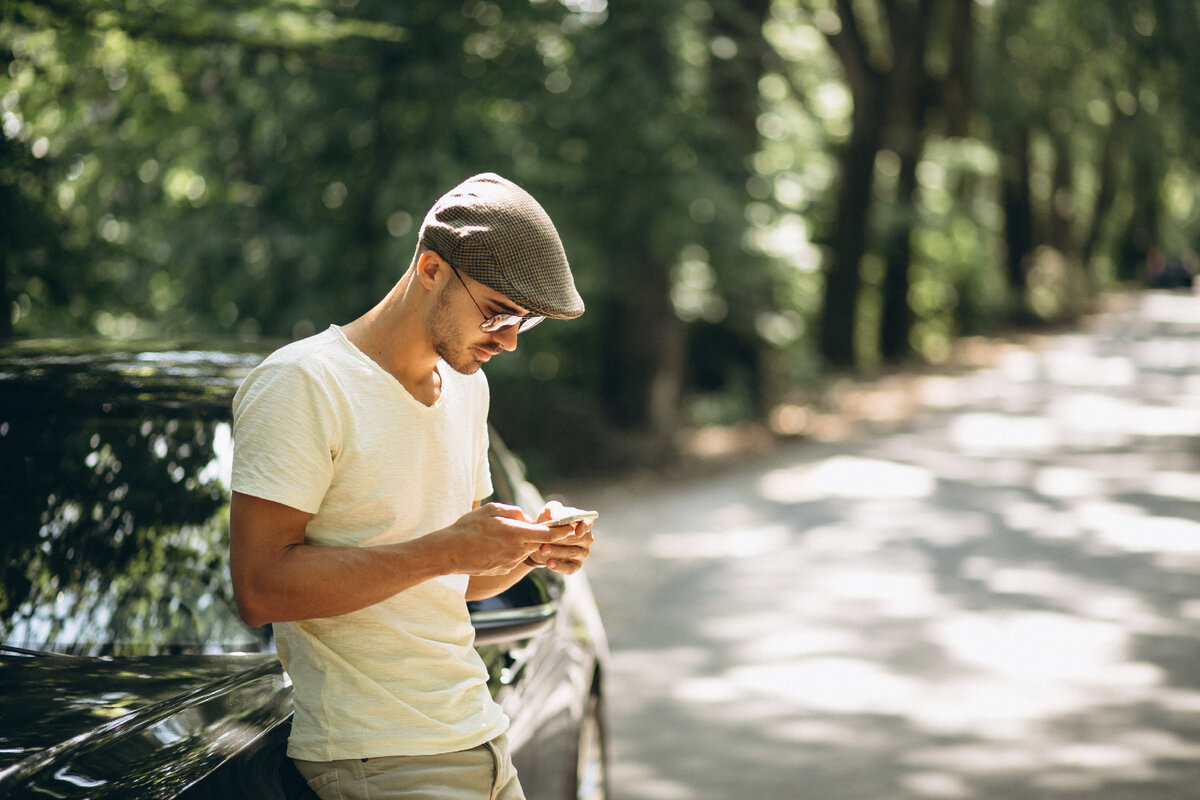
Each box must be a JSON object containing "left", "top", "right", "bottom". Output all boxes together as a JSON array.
[
  {"left": 591, "top": 6, "right": 685, "bottom": 440},
  {"left": 600, "top": 253, "right": 681, "bottom": 435},
  {"left": 819, "top": 82, "right": 887, "bottom": 368},
  {"left": 1001, "top": 126, "right": 1034, "bottom": 307},
  {"left": 709, "top": 0, "right": 776, "bottom": 414},
  {"left": 878, "top": 0, "right": 936, "bottom": 363},
  {"left": 1081, "top": 123, "right": 1118, "bottom": 275},
  {"left": 943, "top": 0, "right": 974, "bottom": 138},
  {"left": 1118, "top": 118, "right": 1163, "bottom": 282},
  {"left": 1048, "top": 135, "right": 1076, "bottom": 259},
  {"left": 880, "top": 150, "right": 920, "bottom": 362}
]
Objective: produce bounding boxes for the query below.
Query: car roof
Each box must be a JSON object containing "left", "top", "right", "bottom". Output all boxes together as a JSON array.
[{"left": 0, "top": 339, "right": 274, "bottom": 411}]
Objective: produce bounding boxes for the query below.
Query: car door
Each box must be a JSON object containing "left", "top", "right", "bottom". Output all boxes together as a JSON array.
[{"left": 469, "top": 431, "right": 586, "bottom": 799}]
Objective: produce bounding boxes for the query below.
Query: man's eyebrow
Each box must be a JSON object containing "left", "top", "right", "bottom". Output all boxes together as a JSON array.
[{"left": 485, "top": 294, "right": 528, "bottom": 317}]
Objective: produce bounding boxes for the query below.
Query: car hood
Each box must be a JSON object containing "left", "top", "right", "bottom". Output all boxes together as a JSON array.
[{"left": 0, "top": 653, "right": 288, "bottom": 790}]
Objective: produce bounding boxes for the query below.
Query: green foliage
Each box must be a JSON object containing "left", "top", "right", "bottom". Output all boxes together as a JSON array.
[{"left": 4, "top": 0, "right": 1200, "bottom": 470}]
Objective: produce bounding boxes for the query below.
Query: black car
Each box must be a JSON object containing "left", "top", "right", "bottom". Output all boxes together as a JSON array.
[{"left": 0, "top": 340, "right": 610, "bottom": 800}]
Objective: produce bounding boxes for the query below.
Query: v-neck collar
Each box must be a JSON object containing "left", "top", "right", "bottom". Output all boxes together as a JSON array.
[{"left": 329, "top": 325, "right": 446, "bottom": 411}]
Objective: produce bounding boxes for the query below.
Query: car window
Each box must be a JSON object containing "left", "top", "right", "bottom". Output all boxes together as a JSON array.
[{"left": 0, "top": 366, "right": 269, "bottom": 656}]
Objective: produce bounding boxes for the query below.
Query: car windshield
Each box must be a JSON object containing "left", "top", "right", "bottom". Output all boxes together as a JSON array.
[{"left": 0, "top": 345, "right": 272, "bottom": 657}]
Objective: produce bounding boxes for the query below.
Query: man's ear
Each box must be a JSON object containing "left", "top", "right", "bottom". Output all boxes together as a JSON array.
[{"left": 415, "top": 250, "right": 445, "bottom": 291}]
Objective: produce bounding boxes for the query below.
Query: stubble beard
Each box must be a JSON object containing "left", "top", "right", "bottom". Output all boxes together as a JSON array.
[{"left": 428, "top": 284, "right": 496, "bottom": 375}]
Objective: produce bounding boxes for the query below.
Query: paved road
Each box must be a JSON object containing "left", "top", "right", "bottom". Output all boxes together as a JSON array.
[{"left": 574, "top": 292, "right": 1200, "bottom": 800}]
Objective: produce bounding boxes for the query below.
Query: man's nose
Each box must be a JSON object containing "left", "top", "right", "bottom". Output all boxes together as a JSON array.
[{"left": 493, "top": 325, "right": 519, "bottom": 352}]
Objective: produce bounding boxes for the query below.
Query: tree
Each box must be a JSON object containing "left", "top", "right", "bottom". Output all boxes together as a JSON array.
[
  {"left": 981, "top": 0, "right": 1200, "bottom": 316},
  {"left": 7, "top": 0, "right": 1200, "bottom": 474},
  {"left": 805, "top": 0, "right": 953, "bottom": 368}
]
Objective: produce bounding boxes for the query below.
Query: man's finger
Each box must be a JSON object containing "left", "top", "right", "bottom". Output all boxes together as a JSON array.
[{"left": 483, "top": 502, "right": 527, "bottom": 521}]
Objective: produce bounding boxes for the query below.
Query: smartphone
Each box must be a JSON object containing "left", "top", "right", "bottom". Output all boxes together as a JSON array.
[{"left": 547, "top": 509, "right": 599, "bottom": 527}]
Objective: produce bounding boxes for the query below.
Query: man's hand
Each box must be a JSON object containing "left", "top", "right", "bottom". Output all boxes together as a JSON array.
[
  {"left": 524, "top": 501, "right": 596, "bottom": 575},
  {"left": 442, "top": 502, "right": 569, "bottom": 576}
]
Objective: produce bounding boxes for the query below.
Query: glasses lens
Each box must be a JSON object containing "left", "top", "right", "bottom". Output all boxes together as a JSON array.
[{"left": 480, "top": 314, "right": 545, "bottom": 334}]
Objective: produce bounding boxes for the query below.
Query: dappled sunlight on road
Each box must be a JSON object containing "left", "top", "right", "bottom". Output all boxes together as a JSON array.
[
  {"left": 758, "top": 456, "right": 937, "bottom": 502},
  {"left": 579, "top": 292, "right": 1200, "bottom": 800},
  {"left": 648, "top": 525, "right": 792, "bottom": 560}
]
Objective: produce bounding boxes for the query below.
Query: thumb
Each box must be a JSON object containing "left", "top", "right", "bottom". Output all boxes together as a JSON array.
[{"left": 536, "top": 500, "right": 566, "bottom": 524}]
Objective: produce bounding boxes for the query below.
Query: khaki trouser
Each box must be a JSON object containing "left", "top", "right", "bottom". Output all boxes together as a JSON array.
[{"left": 294, "top": 734, "right": 525, "bottom": 800}]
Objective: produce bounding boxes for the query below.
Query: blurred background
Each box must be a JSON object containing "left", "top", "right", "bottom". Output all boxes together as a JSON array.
[{"left": 3, "top": 0, "right": 1199, "bottom": 479}]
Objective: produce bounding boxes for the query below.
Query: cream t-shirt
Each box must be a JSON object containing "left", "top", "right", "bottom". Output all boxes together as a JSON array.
[{"left": 231, "top": 325, "right": 507, "bottom": 760}]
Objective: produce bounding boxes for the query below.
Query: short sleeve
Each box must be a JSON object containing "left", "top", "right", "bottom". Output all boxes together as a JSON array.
[{"left": 231, "top": 360, "right": 342, "bottom": 514}]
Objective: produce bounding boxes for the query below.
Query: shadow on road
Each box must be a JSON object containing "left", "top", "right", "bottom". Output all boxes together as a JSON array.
[{"left": 578, "top": 292, "right": 1200, "bottom": 800}]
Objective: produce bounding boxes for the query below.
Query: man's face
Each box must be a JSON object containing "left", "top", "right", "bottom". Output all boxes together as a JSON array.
[{"left": 427, "top": 271, "right": 520, "bottom": 375}]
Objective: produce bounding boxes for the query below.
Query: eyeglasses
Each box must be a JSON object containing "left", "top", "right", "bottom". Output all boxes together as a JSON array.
[{"left": 447, "top": 262, "right": 545, "bottom": 334}]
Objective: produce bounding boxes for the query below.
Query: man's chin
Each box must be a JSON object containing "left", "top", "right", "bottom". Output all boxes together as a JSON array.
[
  {"left": 442, "top": 351, "right": 486, "bottom": 375},
  {"left": 437, "top": 343, "right": 498, "bottom": 375}
]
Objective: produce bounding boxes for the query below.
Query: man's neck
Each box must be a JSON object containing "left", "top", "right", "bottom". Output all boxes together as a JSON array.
[{"left": 342, "top": 277, "right": 442, "bottom": 405}]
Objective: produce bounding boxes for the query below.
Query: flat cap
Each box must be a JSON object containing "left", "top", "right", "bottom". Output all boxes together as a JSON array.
[{"left": 418, "top": 173, "right": 584, "bottom": 319}]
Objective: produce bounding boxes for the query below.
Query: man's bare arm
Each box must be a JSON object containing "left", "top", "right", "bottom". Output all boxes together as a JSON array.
[{"left": 229, "top": 492, "right": 559, "bottom": 626}]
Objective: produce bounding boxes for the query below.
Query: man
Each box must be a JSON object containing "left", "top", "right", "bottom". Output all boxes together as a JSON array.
[{"left": 229, "top": 173, "right": 594, "bottom": 800}]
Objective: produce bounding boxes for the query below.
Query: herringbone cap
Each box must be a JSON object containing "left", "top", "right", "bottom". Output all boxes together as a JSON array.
[{"left": 418, "top": 173, "right": 584, "bottom": 319}]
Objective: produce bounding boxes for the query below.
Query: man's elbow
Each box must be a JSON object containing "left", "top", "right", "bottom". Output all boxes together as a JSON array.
[{"left": 232, "top": 578, "right": 277, "bottom": 628}]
